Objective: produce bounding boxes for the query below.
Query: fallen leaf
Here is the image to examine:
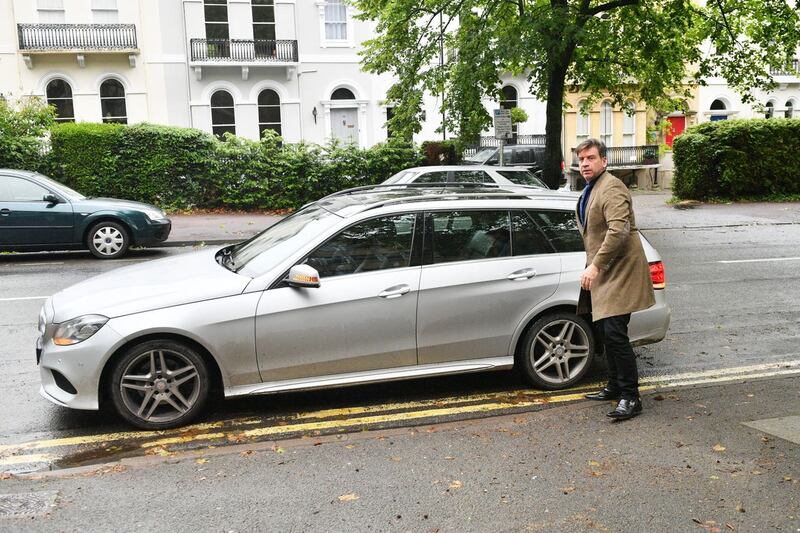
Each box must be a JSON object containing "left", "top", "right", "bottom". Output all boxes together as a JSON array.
[
  {"left": 338, "top": 493, "right": 359, "bottom": 502},
  {"left": 783, "top": 476, "right": 793, "bottom": 482},
  {"left": 444, "top": 456, "right": 455, "bottom": 460},
  {"left": 725, "top": 524, "right": 735, "bottom": 531},
  {"left": 735, "top": 503, "right": 745, "bottom": 513},
  {"left": 389, "top": 456, "right": 401, "bottom": 462},
  {"left": 196, "top": 458, "right": 209, "bottom": 464},
  {"left": 653, "top": 395, "right": 665, "bottom": 401},
  {"left": 712, "top": 444, "right": 726, "bottom": 452},
  {"left": 345, "top": 444, "right": 355, "bottom": 449},
  {"left": 562, "top": 486, "right": 576, "bottom": 495},
  {"left": 239, "top": 450, "right": 254, "bottom": 457},
  {"left": 760, "top": 436, "right": 770, "bottom": 443},
  {"left": 449, "top": 480, "right": 463, "bottom": 490},
  {"left": 588, "top": 460, "right": 600, "bottom": 467},
  {"left": 589, "top": 471, "right": 604, "bottom": 477}
]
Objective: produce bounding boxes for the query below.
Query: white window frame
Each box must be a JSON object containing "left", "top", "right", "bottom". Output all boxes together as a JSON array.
[
  {"left": 576, "top": 100, "right": 590, "bottom": 145},
  {"left": 316, "top": 1, "right": 355, "bottom": 48},
  {"left": 600, "top": 101, "right": 613, "bottom": 147},
  {"left": 37, "top": 0, "right": 65, "bottom": 23},
  {"left": 622, "top": 101, "right": 635, "bottom": 147}
]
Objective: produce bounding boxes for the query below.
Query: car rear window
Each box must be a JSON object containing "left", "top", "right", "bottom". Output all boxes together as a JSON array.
[
  {"left": 496, "top": 170, "right": 547, "bottom": 188},
  {"left": 527, "top": 210, "right": 584, "bottom": 253}
]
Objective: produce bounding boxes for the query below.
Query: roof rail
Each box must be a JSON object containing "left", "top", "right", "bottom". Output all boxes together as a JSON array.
[{"left": 321, "top": 181, "right": 504, "bottom": 199}]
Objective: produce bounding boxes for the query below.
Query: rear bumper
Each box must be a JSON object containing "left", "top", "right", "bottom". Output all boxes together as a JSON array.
[{"left": 630, "top": 290, "right": 671, "bottom": 346}]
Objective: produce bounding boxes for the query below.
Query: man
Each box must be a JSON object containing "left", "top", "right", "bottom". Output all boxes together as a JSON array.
[{"left": 575, "top": 138, "right": 655, "bottom": 421}]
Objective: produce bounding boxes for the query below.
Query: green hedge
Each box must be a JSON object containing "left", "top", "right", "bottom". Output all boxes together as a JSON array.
[
  {"left": 44, "top": 123, "right": 424, "bottom": 210},
  {"left": 673, "top": 119, "right": 800, "bottom": 199}
]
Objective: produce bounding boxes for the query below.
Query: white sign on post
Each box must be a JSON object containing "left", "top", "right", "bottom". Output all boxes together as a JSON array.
[{"left": 493, "top": 108, "right": 513, "bottom": 140}]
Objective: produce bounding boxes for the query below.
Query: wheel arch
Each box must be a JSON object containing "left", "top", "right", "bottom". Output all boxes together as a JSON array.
[
  {"left": 511, "top": 303, "right": 581, "bottom": 366},
  {"left": 98, "top": 332, "right": 225, "bottom": 409},
  {"left": 82, "top": 215, "right": 134, "bottom": 246}
]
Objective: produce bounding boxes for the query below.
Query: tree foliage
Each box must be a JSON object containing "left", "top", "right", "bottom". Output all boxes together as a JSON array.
[
  {"left": 0, "top": 96, "right": 55, "bottom": 171},
  {"left": 356, "top": 0, "right": 800, "bottom": 187}
]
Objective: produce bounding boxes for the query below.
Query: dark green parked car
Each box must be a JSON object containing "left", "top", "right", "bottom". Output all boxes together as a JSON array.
[{"left": 0, "top": 169, "right": 171, "bottom": 259}]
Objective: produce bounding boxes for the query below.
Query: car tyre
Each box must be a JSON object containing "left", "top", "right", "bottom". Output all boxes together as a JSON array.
[
  {"left": 87, "top": 220, "right": 129, "bottom": 259},
  {"left": 109, "top": 340, "right": 210, "bottom": 430},
  {"left": 519, "top": 312, "right": 595, "bottom": 390}
]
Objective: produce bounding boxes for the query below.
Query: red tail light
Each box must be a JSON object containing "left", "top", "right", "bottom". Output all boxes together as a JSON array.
[
  {"left": 649, "top": 261, "right": 665, "bottom": 289},
  {"left": 560, "top": 160, "right": 566, "bottom": 171}
]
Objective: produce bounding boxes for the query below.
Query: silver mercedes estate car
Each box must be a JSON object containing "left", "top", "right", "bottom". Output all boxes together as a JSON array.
[{"left": 37, "top": 184, "right": 670, "bottom": 429}]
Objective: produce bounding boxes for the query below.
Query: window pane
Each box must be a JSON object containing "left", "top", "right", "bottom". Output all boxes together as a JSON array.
[
  {"left": 453, "top": 170, "right": 490, "bottom": 183},
  {"left": 46, "top": 79, "right": 72, "bottom": 99},
  {"left": 305, "top": 214, "right": 416, "bottom": 278},
  {"left": 50, "top": 99, "right": 74, "bottom": 121},
  {"left": 211, "top": 90, "right": 233, "bottom": 107},
  {"left": 511, "top": 211, "right": 554, "bottom": 255},
  {"left": 6, "top": 177, "right": 49, "bottom": 202},
  {"left": 101, "top": 98, "right": 126, "bottom": 119},
  {"left": 204, "top": 5, "right": 228, "bottom": 21},
  {"left": 252, "top": 6, "right": 275, "bottom": 22},
  {"left": 414, "top": 171, "right": 448, "bottom": 183},
  {"left": 258, "top": 106, "right": 281, "bottom": 124},
  {"left": 100, "top": 79, "right": 124, "bottom": 98},
  {"left": 259, "top": 124, "right": 282, "bottom": 138},
  {"left": 527, "top": 210, "right": 584, "bottom": 253},
  {"left": 212, "top": 125, "right": 235, "bottom": 138},
  {"left": 429, "top": 211, "right": 511, "bottom": 264},
  {"left": 206, "top": 23, "right": 229, "bottom": 39},
  {"left": 258, "top": 89, "right": 280, "bottom": 106},
  {"left": 211, "top": 106, "right": 235, "bottom": 125},
  {"left": 253, "top": 24, "right": 275, "bottom": 40},
  {"left": 331, "top": 88, "right": 355, "bottom": 100}
]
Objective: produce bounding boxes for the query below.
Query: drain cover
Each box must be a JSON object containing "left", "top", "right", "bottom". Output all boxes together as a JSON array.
[{"left": 0, "top": 491, "right": 58, "bottom": 518}]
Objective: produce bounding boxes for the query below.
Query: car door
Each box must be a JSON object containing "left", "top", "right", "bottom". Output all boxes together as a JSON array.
[
  {"left": 416, "top": 209, "right": 561, "bottom": 364},
  {"left": 255, "top": 213, "right": 422, "bottom": 382},
  {"left": 0, "top": 175, "right": 74, "bottom": 246}
]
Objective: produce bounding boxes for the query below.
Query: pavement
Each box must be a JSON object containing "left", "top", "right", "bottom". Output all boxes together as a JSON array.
[
  {"left": 0, "top": 375, "right": 797, "bottom": 531},
  {"left": 164, "top": 191, "right": 800, "bottom": 247}
]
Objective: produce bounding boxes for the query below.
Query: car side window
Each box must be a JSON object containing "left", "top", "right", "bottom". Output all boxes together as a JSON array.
[
  {"left": 527, "top": 210, "right": 585, "bottom": 253},
  {"left": 427, "top": 210, "right": 511, "bottom": 264},
  {"left": 452, "top": 170, "right": 490, "bottom": 183},
  {"left": 512, "top": 148, "right": 533, "bottom": 164},
  {"left": 414, "top": 171, "right": 449, "bottom": 184},
  {"left": 511, "top": 211, "right": 555, "bottom": 255},
  {"left": 3, "top": 177, "right": 48, "bottom": 202},
  {"left": 305, "top": 213, "right": 416, "bottom": 278}
]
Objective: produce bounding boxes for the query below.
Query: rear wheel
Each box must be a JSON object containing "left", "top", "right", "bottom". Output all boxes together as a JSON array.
[
  {"left": 87, "top": 220, "right": 129, "bottom": 259},
  {"left": 519, "top": 312, "right": 595, "bottom": 390},
  {"left": 109, "top": 340, "right": 210, "bottom": 429}
]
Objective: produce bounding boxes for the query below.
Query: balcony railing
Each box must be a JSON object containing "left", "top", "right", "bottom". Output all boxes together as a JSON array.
[
  {"left": 190, "top": 39, "right": 298, "bottom": 63},
  {"left": 463, "top": 134, "right": 546, "bottom": 156},
  {"left": 770, "top": 58, "right": 799, "bottom": 76},
  {"left": 18, "top": 24, "right": 137, "bottom": 51},
  {"left": 570, "top": 145, "right": 659, "bottom": 168}
]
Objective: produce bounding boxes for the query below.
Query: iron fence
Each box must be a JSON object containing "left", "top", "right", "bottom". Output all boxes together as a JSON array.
[{"left": 18, "top": 24, "right": 137, "bottom": 51}]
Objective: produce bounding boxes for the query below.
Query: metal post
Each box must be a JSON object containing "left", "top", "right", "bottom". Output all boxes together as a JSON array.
[{"left": 499, "top": 138, "right": 505, "bottom": 166}]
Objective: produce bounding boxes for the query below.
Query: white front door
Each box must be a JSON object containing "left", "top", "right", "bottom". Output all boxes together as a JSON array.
[{"left": 331, "top": 107, "right": 358, "bottom": 144}]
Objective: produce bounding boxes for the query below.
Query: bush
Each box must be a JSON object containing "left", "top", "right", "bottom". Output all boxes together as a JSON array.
[
  {"left": 46, "top": 122, "right": 425, "bottom": 210},
  {"left": 0, "top": 97, "right": 54, "bottom": 171},
  {"left": 673, "top": 118, "right": 800, "bottom": 199}
]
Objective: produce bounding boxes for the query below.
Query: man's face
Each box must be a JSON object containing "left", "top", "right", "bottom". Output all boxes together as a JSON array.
[{"left": 577, "top": 146, "right": 607, "bottom": 181}]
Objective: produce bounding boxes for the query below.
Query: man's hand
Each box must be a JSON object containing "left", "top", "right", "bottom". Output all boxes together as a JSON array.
[{"left": 580, "top": 264, "right": 600, "bottom": 290}]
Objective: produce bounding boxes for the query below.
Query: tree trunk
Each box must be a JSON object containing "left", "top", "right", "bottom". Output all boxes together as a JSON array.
[{"left": 542, "top": 63, "right": 568, "bottom": 189}]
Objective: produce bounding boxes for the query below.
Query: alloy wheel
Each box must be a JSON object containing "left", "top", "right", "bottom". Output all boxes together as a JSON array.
[{"left": 528, "top": 318, "right": 591, "bottom": 386}]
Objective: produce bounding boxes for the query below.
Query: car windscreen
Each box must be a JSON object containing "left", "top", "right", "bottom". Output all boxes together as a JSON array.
[
  {"left": 496, "top": 170, "right": 548, "bottom": 189},
  {"left": 34, "top": 173, "right": 85, "bottom": 200},
  {"left": 230, "top": 203, "right": 342, "bottom": 276},
  {"left": 464, "top": 148, "right": 496, "bottom": 163}
]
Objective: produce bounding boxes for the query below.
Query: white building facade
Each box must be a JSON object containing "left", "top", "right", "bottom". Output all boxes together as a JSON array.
[{"left": 0, "top": 0, "right": 549, "bottom": 148}]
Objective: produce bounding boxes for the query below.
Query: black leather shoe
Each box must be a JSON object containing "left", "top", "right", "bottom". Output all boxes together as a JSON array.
[
  {"left": 606, "top": 398, "right": 643, "bottom": 420},
  {"left": 585, "top": 388, "right": 621, "bottom": 401}
]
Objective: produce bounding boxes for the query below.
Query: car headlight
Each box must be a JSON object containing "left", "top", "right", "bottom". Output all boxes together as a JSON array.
[
  {"left": 53, "top": 315, "right": 109, "bottom": 346},
  {"left": 142, "top": 208, "right": 166, "bottom": 221}
]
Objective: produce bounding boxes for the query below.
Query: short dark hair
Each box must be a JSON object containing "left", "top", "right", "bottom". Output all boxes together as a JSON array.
[{"left": 575, "top": 138, "right": 607, "bottom": 158}]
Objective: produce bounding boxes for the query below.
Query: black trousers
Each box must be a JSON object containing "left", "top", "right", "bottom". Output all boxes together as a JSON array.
[{"left": 594, "top": 314, "right": 639, "bottom": 400}]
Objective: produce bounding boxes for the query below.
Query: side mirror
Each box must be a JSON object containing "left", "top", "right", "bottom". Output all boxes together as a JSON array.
[
  {"left": 43, "top": 193, "right": 61, "bottom": 204},
  {"left": 285, "top": 264, "right": 321, "bottom": 288}
]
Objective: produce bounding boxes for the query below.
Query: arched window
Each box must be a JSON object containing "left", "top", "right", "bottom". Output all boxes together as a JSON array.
[
  {"left": 210, "top": 90, "right": 235, "bottom": 138},
  {"left": 765, "top": 101, "right": 774, "bottom": 119},
  {"left": 500, "top": 85, "right": 518, "bottom": 135},
  {"left": 785, "top": 100, "right": 794, "bottom": 119},
  {"left": 576, "top": 100, "right": 589, "bottom": 144},
  {"left": 622, "top": 101, "right": 635, "bottom": 146},
  {"left": 331, "top": 87, "right": 355, "bottom": 100},
  {"left": 600, "top": 101, "right": 613, "bottom": 146},
  {"left": 46, "top": 79, "right": 74, "bottom": 122},
  {"left": 100, "top": 79, "right": 127, "bottom": 124},
  {"left": 710, "top": 99, "right": 727, "bottom": 121},
  {"left": 258, "top": 89, "right": 281, "bottom": 137}
]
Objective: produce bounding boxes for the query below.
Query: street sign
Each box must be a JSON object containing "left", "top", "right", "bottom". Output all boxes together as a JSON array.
[{"left": 493, "top": 108, "right": 513, "bottom": 140}]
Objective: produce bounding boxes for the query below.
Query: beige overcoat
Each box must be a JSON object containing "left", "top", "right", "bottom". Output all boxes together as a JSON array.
[{"left": 576, "top": 171, "right": 656, "bottom": 322}]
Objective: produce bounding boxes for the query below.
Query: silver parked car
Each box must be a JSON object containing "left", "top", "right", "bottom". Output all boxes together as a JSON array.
[
  {"left": 37, "top": 184, "right": 670, "bottom": 429},
  {"left": 383, "top": 165, "right": 549, "bottom": 189}
]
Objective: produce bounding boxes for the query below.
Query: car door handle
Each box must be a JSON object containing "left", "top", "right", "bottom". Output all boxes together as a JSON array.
[
  {"left": 507, "top": 268, "right": 537, "bottom": 281},
  {"left": 378, "top": 284, "right": 411, "bottom": 299},
  {"left": 0, "top": 208, "right": 9, "bottom": 216}
]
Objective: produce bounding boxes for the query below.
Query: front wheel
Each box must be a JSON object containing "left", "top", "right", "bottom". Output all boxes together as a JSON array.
[
  {"left": 519, "top": 312, "right": 595, "bottom": 390},
  {"left": 87, "top": 220, "right": 129, "bottom": 259},
  {"left": 109, "top": 340, "right": 210, "bottom": 429}
]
